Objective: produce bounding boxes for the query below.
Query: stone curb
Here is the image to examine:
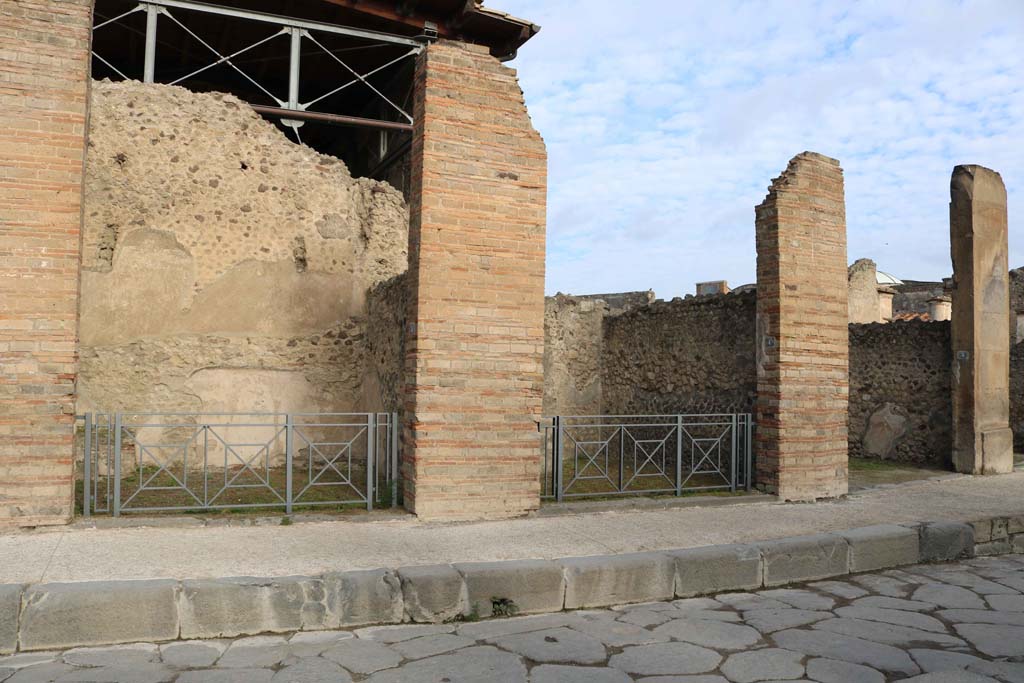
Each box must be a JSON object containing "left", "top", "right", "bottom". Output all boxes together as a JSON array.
[{"left": 3, "top": 513, "right": 1021, "bottom": 653}]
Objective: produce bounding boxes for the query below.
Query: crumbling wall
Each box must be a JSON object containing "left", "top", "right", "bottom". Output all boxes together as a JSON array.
[
  {"left": 848, "top": 320, "right": 952, "bottom": 464},
  {"left": 79, "top": 80, "right": 409, "bottom": 415},
  {"left": 543, "top": 296, "right": 606, "bottom": 416},
  {"left": 1012, "top": 341, "right": 1024, "bottom": 451},
  {"left": 363, "top": 273, "right": 409, "bottom": 415},
  {"left": 848, "top": 258, "right": 880, "bottom": 323},
  {"left": 602, "top": 292, "right": 757, "bottom": 415}
]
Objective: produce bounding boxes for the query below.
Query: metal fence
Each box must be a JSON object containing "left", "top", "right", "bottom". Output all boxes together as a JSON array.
[
  {"left": 78, "top": 412, "right": 399, "bottom": 515},
  {"left": 539, "top": 414, "right": 753, "bottom": 501}
]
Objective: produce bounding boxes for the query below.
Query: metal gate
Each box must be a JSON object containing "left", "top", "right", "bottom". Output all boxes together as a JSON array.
[
  {"left": 78, "top": 412, "right": 399, "bottom": 515},
  {"left": 539, "top": 414, "right": 753, "bottom": 501}
]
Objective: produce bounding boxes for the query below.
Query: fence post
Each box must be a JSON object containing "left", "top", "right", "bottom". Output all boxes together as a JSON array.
[
  {"left": 745, "top": 414, "right": 754, "bottom": 492},
  {"left": 112, "top": 413, "right": 122, "bottom": 517},
  {"left": 676, "top": 414, "right": 683, "bottom": 496},
  {"left": 82, "top": 414, "right": 91, "bottom": 517},
  {"left": 730, "top": 413, "right": 738, "bottom": 493},
  {"left": 285, "top": 414, "right": 293, "bottom": 515},
  {"left": 554, "top": 416, "right": 564, "bottom": 503},
  {"left": 366, "top": 413, "right": 376, "bottom": 512},
  {"left": 390, "top": 412, "right": 399, "bottom": 508}
]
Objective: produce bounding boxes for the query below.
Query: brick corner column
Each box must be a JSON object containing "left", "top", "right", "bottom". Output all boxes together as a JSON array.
[
  {"left": 403, "top": 41, "right": 547, "bottom": 520},
  {"left": 949, "top": 164, "right": 1013, "bottom": 474},
  {"left": 0, "top": 0, "right": 93, "bottom": 527},
  {"left": 755, "top": 152, "right": 849, "bottom": 501}
]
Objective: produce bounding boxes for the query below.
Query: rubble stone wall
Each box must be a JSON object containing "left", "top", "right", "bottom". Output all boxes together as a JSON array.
[
  {"left": 79, "top": 80, "right": 409, "bottom": 417},
  {"left": 601, "top": 292, "right": 758, "bottom": 415},
  {"left": 848, "top": 321, "right": 952, "bottom": 465},
  {"left": 543, "top": 296, "right": 606, "bottom": 416}
]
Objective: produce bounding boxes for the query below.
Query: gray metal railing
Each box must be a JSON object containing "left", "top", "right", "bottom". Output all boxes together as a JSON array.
[
  {"left": 77, "top": 412, "right": 399, "bottom": 515},
  {"left": 539, "top": 414, "right": 753, "bottom": 501}
]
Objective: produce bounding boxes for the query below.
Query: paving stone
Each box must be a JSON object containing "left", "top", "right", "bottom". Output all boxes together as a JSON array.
[
  {"left": 653, "top": 618, "right": 761, "bottom": 649},
  {"left": 455, "top": 613, "right": 576, "bottom": 640},
  {"left": 632, "top": 678, "right": 728, "bottom": 683},
  {"left": 814, "top": 616, "right": 964, "bottom": 647},
  {"left": 834, "top": 606, "right": 948, "bottom": 632},
  {"left": 396, "top": 565, "right": 466, "bottom": 623},
  {"left": 562, "top": 553, "right": 676, "bottom": 610},
  {"left": 54, "top": 663, "right": 176, "bottom": 682},
  {"left": 837, "top": 524, "right": 919, "bottom": 572},
  {"left": 720, "top": 648, "right": 802, "bottom": 682},
  {"left": 321, "top": 638, "right": 401, "bottom": 674},
  {"left": 911, "top": 584, "right": 987, "bottom": 609},
  {"left": 850, "top": 574, "right": 912, "bottom": 597},
  {"left": 391, "top": 634, "right": 475, "bottom": 660},
  {"left": 175, "top": 669, "right": 274, "bottom": 683},
  {"left": 569, "top": 617, "right": 670, "bottom": 646},
  {"left": 616, "top": 608, "right": 675, "bottom": 627},
  {"left": 529, "top": 665, "right": 631, "bottom": 683},
  {"left": 772, "top": 629, "right": 920, "bottom": 675},
  {"left": 4, "top": 662, "right": 75, "bottom": 683},
  {"left": 362, "top": 645, "right": 526, "bottom": 683},
  {"left": 807, "top": 580, "right": 868, "bottom": 599},
  {"left": 608, "top": 642, "right": 722, "bottom": 676},
  {"left": 178, "top": 577, "right": 318, "bottom": 639},
  {"left": 937, "top": 608, "right": 1024, "bottom": 625},
  {"left": 910, "top": 649, "right": 1024, "bottom": 683},
  {"left": 215, "top": 635, "right": 289, "bottom": 668},
  {"left": 758, "top": 589, "right": 834, "bottom": 611},
  {"left": 714, "top": 593, "right": 789, "bottom": 612},
  {"left": 270, "top": 656, "right": 352, "bottom": 683},
  {"left": 454, "top": 560, "right": 564, "bottom": 618},
  {"left": 985, "top": 594, "right": 1024, "bottom": 611},
  {"left": 953, "top": 623, "right": 1024, "bottom": 657},
  {"left": 19, "top": 581, "right": 179, "bottom": 651},
  {"left": 487, "top": 627, "right": 605, "bottom": 664},
  {"left": 743, "top": 608, "right": 830, "bottom": 632},
  {"left": 62, "top": 643, "right": 158, "bottom": 667},
  {"left": 322, "top": 569, "right": 403, "bottom": 628},
  {"left": 852, "top": 596, "right": 935, "bottom": 611},
  {"left": 805, "top": 657, "right": 884, "bottom": 683},
  {"left": 666, "top": 543, "right": 762, "bottom": 598},
  {"left": 285, "top": 631, "right": 353, "bottom": 657},
  {"left": 915, "top": 570, "right": 1017, "bottom": 595},
  {"left": 159, "top": 640, "right": 228, "bottom": 668},
  {"left": 899, "top": 673, "right": 999, "bottom": 682},
  {"left": 671, "top": 598, "right": 725, "bottom": 612},
  {"left": 1, "top": 668, "right": 12, "bottom": 682},
  {"left": 614, "top": 601, "right": 682, "bottom": 613},
  {"left": 757, "top": 534, "right": 849, "bottom": 586},
  {"left": 0, "top": 655, "right": 58, "bottom": 671},
  {"left": 354, "top": 624, "right": 454, "bottom": 643}
]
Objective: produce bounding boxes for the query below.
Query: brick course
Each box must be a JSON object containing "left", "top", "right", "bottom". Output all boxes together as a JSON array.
[
  {"left": 0, "top": 0, "right": 92, "bottom": 526},
  {"left": 402, "top": 41, "right": 547, "bottom": 519},
  {"left": 755, "top": 152, "right": 849, "bottom": 501}
]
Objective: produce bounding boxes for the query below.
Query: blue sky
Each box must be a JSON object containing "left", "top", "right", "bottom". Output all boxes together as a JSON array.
[{"left": 497, "top": 0, "right": 1024, "bottom": 297}]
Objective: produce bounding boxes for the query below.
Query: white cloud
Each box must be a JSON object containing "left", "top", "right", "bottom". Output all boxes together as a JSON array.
[{"left": 499, "top": 0, "right": 1024, "bottom": 296}]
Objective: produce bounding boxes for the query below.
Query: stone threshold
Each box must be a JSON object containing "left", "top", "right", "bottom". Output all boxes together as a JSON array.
[{"left": 2, "top": 515, "right": 1021, "bottom": 654}]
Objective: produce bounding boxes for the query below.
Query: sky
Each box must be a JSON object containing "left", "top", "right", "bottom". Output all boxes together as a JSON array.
[{"left": 496, "top": 0, "right": 1024, "bottom": 298}]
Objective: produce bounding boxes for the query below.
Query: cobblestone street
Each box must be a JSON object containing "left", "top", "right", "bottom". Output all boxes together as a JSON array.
[{"left": 4, "top": 556, "right": 1024, "bottom": 682}]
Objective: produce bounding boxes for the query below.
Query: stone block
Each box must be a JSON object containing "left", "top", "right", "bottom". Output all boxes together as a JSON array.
[
  {"left": 561, "top": 552, "right": 675, "bottom": 610},
  {"left": 322, "top": 569, "right": 403, "bottom": 628},
  {"left": 836, "top": 524, "right": 919, "bottom": 572},
  {"left": 178, "top": 576, "right": 321, "bottom": 639},
  {"left": 970, "top": 519, "right": 994, "bottom": 543},
  {"left": 975, "top": 540, "right": 1013, "bottom": 557},
  {"left": 758, "top": 534, "right": 849, "bottom": 587},
  {"left": 397, "top": 565, "right": 466, "bottom": 623},
  {"left": 19, "top": 580, "right": 178, "bottom": 651},
  {"left": 454, "top": 560, "right": 565, "bottom": 618},
  {"left": 666, "top": 544, "right": 762, "bottom": 597},
  {"left": 919, "top": 522, "right": 975, "bottom": 562},
  {"left": 1012, "top": 535, "right": 1024, "bottom": 554},
  {"left": 1007, "top": 516, "right": 1024, "bottom": 535},
  {"left": 0, "top": 584, "right": 23, "bottom": 655},
  {"left": 991, "top": 517, "right": 1010, "bottom": 541}
]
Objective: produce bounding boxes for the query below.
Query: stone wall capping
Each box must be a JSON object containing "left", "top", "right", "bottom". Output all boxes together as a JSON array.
[{"left": 3, "top": 516, "right": 1023, "bottom": 652}]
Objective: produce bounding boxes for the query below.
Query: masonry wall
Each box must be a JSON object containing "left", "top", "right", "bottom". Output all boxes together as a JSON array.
[
  {"left": 78, "top": 81, "right": 409, "bottom": 418},
  {"left": 402, "top": 41, "right": 547, "bottom": 520},
  {"left": 543, "top": 296, "right": 605, "bottom": 416},
  {"left": 1012, "top": 341, "right": 1024, "bottom": 451},
  {"left": 0, "top": 0, "right": 93, "bottom": 526},
  {"left": 849, "top": 321, "right": 952, "bottom": 465},
  {"left": 602, "top": 292, "right": 757, "bottom": 416}
]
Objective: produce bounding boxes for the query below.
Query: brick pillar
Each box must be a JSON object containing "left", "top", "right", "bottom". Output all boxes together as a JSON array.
[
  {"left": 0, "top": 1, "right": 93, "bottom": 527},
  {"left": 755, "top": 152, "right": 849, "bottom": 501},
  {"left": 949, "top": 165, "right": 1013, "bottom": 474},
  {"left": 403, "top": 41, "right": 547, "bottom": 520}
]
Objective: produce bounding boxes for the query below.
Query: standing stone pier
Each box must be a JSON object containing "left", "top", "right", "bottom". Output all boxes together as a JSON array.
[
  {"left": 755, "top": 152, "right": 849, "bottom": 501},
  {"left": 403, "top": 41, "right": 548, "bottom": 520},
  {"left": 949, "top": 165, "right": 1013, "bottom": 474}
]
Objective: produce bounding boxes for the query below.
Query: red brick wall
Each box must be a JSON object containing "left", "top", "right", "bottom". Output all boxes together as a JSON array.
[
  {"left": 755, "top": 152, "right": 849, "bottom": 501},
  {"left": 403, "top": 41, "right": 547, "bottom": 520},
  {"left": 0, "top": 0, "right": 92, "bottom": 526}
]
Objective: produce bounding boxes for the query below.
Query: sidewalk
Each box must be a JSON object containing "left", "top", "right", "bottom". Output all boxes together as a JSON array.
[{"left": 5, "top": 472, "right": 1024, "bottom": 584}]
